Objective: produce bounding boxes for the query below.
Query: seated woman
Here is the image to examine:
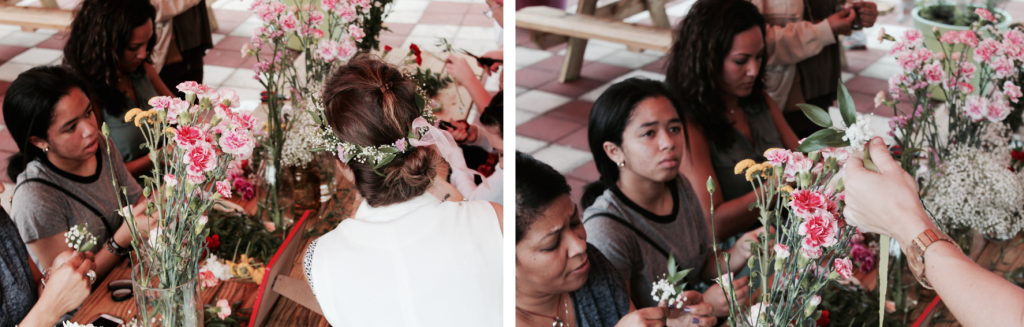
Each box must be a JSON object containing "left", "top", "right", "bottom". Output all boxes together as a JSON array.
[
  {"left": 581, "top": 77, "right": 760, "bottom": 315},
  {"left": 665, "top": 0, "right": 800, "bottom": 242},
  {"left": 63, "top": 0, "right": 175, "bottom": 178},
  {"left": 1, "top": 186, "right": 96, "bottom": 326},
  {"left": 304, "top": 56, "right": 503, "bottom": 326},
  {"left": 516, "top": 151, "right": 716, "bottom": 327},
  {"left": 4, "top": 66, "right": 149, "bottom": 283}
]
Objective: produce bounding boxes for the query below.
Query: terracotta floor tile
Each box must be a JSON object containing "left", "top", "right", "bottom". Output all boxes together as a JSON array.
[
  {"left": 545, "top": 100, "right": 593, "bottom": 121},
  {"left": 516, "top": 67, "right": 559, "bottom": 89},
  {"left": 419, "top": 12, "right": 465, "bottom": 25},
  {"left": 641, "top": 56, "right": 669, "bottom": 74},
  {"left": 0, "top": 45, "right": 28, "bottom": 63},
  {"left": 844, "top": 57, "right": 876, "bottom": 74},
  {"left": 844, "top": 76, "right": 889, "bottom": 96},
  {"left": 213, "top": 9, "right": 254, "bottom": 24},
  {"left": 517, "top": 115, "right": 584, "bottom": 143},
  {"left": 845, "top": 48, "right": 888, "bottom": 63},
  {"left": 383, "top": 23, "right": 415, "bottom": 37},
  {"left": 579, "top": 62, "right": 632, "bottom": 82},
  {"left": 554, "top": 125, "right": 590, "bottom": 151},
  {"left": 461, "top": 14, "right": 495, "bottom": 27},
  {"left": 34, "top": 33, "right": 68, "bottom": 50},
  {"left": 204, "top": 49, "right": 247, "bottom": 68},
  {"left": 0, "top": 81, "right": 10, "bottom": 96},
  {"left": 378, "top": 35, "right": 409, "bottom": 51},
  {"left": 567, "top": 160, "right": 600, "bottom": 184},
  {"left": 214, "top": 36, "right": 252, "bottom": 52},
  {"left": 536, "top": 78, "right": 605, "bottom": 98},
  {"left": 530, "top": 55, "right": 567, "bottom": 73},
  {"left": 516, "top": 28, "right": 532, "bottom": 46},
  {"left": 425, "top": 1, "right": 470, "bottom": 15}
]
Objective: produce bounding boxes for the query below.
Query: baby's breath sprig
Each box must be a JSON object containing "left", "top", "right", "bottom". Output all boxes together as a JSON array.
[
  {"left": 65, "top": 223, "right": 97, "bottom": 253},
  {"left": 650, "top": 254, "right": 692, "bottom": 308}
]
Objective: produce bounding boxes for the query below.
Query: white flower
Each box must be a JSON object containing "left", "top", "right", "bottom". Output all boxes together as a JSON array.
[
  {"left": 874, "top": 91, "right": 886, "bottom": 108},
  {"left": 747, "top": 303, "right": 769, "bottom": 326},
  {"left": 841, "top": 114, "right": 874, "bottom": 151},
  {"left": 148, "top": 227, "right": 164, "bottom": 250},
  {"left": 64, "top": 322, "right": 96, "bottom": 327},
  {"left": 202, "top": 255, "right": 235, "bottom": 281},
  {"left": 774, "top": 243, "right": 790, "bottom": 258},
  {"left": 650, "top": 278, "right": 677, "bottom": 303},
  {"left": 876, "top": 27, "right": 886, "bottom": 43},
  {"left": 65, "top": 224, "right": 97, "bottom": 253},
  {"left": 809, "top": 295, "right": 821, "bottom": 306}
]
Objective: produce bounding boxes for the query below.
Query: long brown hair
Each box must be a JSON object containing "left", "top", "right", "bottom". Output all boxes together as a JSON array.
[
  {"left": 322, "top": 55, "right": 441, "bottom": 207},
  {"left": 665, "top": 0, "right": 767, "bottom": 149},
  {"left": 63, "top": 0, "right": 156, "bottom": 117}
]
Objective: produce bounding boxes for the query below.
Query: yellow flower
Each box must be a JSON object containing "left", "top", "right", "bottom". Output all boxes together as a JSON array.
[
  {"left": 780, "top": 185, "right": 794, "bottom": 194},
  {"left": 124, "top": 108, "right": 142, "bottom": 123},
  {"left": 251, "top": 266, "right": 266, "bottom": 285},
  {"left": 133, "top": 111, "right": 150, "bottom": 127},
  {"left": 164, "top": 127, "right": 176, "bottom": 135},
  {"left": 745, "top": 164, "right": 764, "bottom": 181},
  {"left": 734, "top": 159, "right": 756, "bottom": 175}
]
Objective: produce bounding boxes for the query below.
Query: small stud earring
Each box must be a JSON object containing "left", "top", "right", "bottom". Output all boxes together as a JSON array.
[
  {"left": 43, "top": 147, "right": 49, "bottom": 153},
  {"left": 618, "top": 161, "right": 625, "bottom": 167}
]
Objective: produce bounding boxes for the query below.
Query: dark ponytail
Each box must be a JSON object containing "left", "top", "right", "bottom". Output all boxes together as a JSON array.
[{"left": 3, "top": 65, "right": 92, "bottom": 181}]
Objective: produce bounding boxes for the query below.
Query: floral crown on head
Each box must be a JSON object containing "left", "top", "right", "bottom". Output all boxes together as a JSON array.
[{"left": 336, "top": 105, "right": 438, "bottom": 176}]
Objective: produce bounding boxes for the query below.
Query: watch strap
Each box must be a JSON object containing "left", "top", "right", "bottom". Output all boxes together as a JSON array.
[{"left": 905, "top": 228, "right": 960, "bottom": 290}]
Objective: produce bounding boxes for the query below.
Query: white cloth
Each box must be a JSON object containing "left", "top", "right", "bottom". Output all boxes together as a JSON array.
[
  {"left": 306, "top": 192, "right": 503, "bottom": 326},
  {"left": 749, "top": 0, "right": 836, "bottom": 109},
  {"left": 452, "top": 160, "right": 503, "bottom": 205},
  {"left": 149, "top": 0, "right": 203, "bottom": 71}
]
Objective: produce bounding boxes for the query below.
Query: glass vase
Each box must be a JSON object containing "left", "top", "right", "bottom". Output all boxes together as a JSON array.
[
  {"left": 131, "top": 263, "right": 204, "bottom": 327},
  {"left": 292, "top": 162, "right": 321, "bottom": 217}
]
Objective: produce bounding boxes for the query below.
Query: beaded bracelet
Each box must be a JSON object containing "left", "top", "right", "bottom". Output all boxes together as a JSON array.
[{"left": 106, "top": 237, "right": 130, "bottom": 257}]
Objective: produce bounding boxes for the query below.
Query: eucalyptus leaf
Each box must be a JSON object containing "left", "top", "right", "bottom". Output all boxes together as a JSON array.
[
  {"left": 668, "top": 254, "right": 677, "bottom": 275},
  {"left": 838, "top": 79, "right": 857, "bottom": 127},
  {"left": 379, "top": 147, "right": 400, "bottom": 154},
  {"left": 375, "top": 154, "right": 397, "bottom": 169},
  {"left": 415, "top": 94, "right": 426, "bottom": 110},
  {"left": 795, "top": 129, "right": 846, "bottom": 153},
  {"left": 798, "top": 103, "right": 833, "bottom": 128},
  {"left": 307, "top": 109, "right": 322, "bottom": 125}
]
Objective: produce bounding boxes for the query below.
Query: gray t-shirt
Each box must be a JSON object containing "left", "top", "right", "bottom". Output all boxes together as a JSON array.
[
  {"left": 583, "top": 177, "right": 711, "bottom": 309},
  {"left": 11, "top": 140, "right": 143, "bottom": 253}
]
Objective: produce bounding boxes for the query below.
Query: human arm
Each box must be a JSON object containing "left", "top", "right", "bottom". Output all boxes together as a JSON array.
[
  {"left": 478, "top": 49, "right": 503, "bottom": 75},
  {"left": 844, "top": 137, "right": 1024, "bottom": 327},
  {"left": 701, "top": 227, "right": 764, "bottom": 281},
  {"left": 446, "top": 56, "right": 492, "bottom": 113},
  {"left": 125, "top": 156, "right": 156, "bottom": 178},
  {"left": 763, "top": 9, "right": 856, "bottom": 66},
  {"left": 765, "top": 91, "right": 801, "bottom": 150},
  {"left": 678, "top": 123, "right": 760, "bottom": 242},
  {"left": 150, "top": 0, "right": 203, "bottom": 22},
  {"left": 850, "top": 2, "right": 878, "bottom": 28},
  {"left": 17, "top": 252, "right": 94, "bottom": 327},
  {"left": 490, "top": 202, "right": 503, "bottom": 235}
]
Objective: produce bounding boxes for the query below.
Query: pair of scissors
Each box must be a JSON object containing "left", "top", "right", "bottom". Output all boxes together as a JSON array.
[
  {"left": 107, "top": 279, "right": 133, "bottom": 302},
  {"left": 458, "top": 49, "right": 503, "bottom": 67}
]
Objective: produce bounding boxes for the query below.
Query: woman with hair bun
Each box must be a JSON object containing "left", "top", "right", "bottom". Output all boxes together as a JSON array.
[{"left": 303, "top": 55, "right": 503, "bottom": 326}]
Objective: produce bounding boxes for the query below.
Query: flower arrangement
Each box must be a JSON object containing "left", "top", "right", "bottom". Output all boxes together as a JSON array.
[
  {"left": 705, "top": 83, "right": 871, "bottom": 326},
  {"left": 65, "top": 223, "right": 97, "bottom": 253},
  {"left": 245, "top": 0, "right": 392, "bottom": 228},
  {"left": 103, "top": 82, "right": 258, "bottom": 326},
  {"left": 650, "top": 254, "right": 692, "bottom": 308},
  {"left": 204, "top": 298, "right": 237, "bottom": 327}
]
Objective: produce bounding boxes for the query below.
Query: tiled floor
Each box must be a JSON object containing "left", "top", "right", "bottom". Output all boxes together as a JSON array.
[
  {"left": 514, "top": 0, "right": 1024, "bottom": 203},
  {"left": 0, "top": 0, "right": 501, "bottom": 210}
]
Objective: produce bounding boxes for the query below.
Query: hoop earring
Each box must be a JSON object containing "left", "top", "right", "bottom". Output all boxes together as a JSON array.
[{"left": 618, "top": 161, "right": 625, "bottom": 167}]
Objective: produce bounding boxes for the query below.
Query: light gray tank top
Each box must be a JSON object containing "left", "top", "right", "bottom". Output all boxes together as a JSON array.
[
  {"left": 708, "top": 100, "right": 784, "bottom": 201},
  {"left": 102, "top": 69, "right": 159, "bottom": 163}
]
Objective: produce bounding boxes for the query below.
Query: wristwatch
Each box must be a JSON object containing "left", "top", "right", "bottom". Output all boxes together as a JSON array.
[{"left": 903, "top": 228, "right": 961, "bottom": 290}]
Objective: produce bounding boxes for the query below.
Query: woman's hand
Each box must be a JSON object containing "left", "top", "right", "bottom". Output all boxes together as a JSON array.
[
  {"left": 615, "top": 306, "right": 669, "bottom": 327},
  {"left": 844, "top": 137, "right": 932, "bottom": 247},
  {"left": 733, "top": 227, "right": 766, "bottom": 259},
  {"left": 703, "top": 277, "right": 749, "bottom": 316},
  {"left": 40, "top": 252, "right": 94, "bottom": 314},
  {"left": 445, "top": 56, "right": 479, "bottom": 86},
  {"left": 478, "top": 49, "right": 503, "bottom": 75},
  {"left": 827, "top": 8, "right": 857, "bottom": 36},
  {"left": 665, "top": 291, "right": 717, "bottom": 327}
]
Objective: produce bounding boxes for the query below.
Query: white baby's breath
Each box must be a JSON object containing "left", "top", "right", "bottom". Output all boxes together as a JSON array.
[
  {"left": 65, "top": 224, "right": 97, "bottom": 253},
  {"left": 840, "top": 114, "right": 874, "bottom": 151}
]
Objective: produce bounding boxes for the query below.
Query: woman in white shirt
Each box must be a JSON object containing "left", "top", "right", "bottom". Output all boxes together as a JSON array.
[{"left": 304, "top": 55, "right": 504, "bottom": 326}]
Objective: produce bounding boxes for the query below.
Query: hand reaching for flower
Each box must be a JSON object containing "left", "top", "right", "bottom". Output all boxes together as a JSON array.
[
  {"left": 614, "top": 306, "right": 668, "bottom": 327},
  {"left": 703, "top": 277, "right": 749, "bottom": 316},
  {"left": 665, "top": 291, "right": 717, "bottom": 327},
  {"left": 732, "top": 227, "right": 766, "bottom": 259},
  {"left": 445, "top": 55, "right": 479, "bottom": 87}
]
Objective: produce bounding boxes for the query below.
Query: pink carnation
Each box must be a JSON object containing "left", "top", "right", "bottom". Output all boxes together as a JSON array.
[
  {"left": 199, "top": 269, "right": 219, "bottom": 288},
  {"left": 975, "top": 8, "right": 995, "bottom": 22},
  {"left": 217, "top": 299, "right": 232, "bottom": 320},
  {"left": 783, "top": 153, "right": 812, "bottom": 182},
  {"left": 764, "top": 148, "right": 792, "bottom": 166},
  {"left": 921, "top": 61, "right": 944, "bottom": 85},
  {"left": 233, "top": 176, "right": 256, "bottom": 201},
  {"left": 176, "top": 81, "right": 201, "bottom": 95},
  {"left": 992, "top": 56, "right": 1014, "bottom": 79},
  {"left": 789, "top": 189, "right": 827, "bottom": 218},
  {"left": 218, "top": 88, "right": 240, "bottom": 109},
  {"left": 307, "top": 10, "right": 324, "bottom": 26},
  {"left": 349, "top": 25, "right": 365, "bottom": 42},
  {"left": 975, "top": 39, "right": 1001, "bottom": 62},
  {"left": 959, "top": 81, "right": 975, "bottom": 94},
  {"left": 988, "top": 95, "right": 1011, "bottom": 122},
  {"left": 187, "top": 172, "right": 206, "bottom": 185},
  {"left": 956, "top": 62, "right": 977, "bottom": 82},
  {"left": 801, "top": 246, "right": 823, "bottom": 259},
  {"left": 774, "top": 244, "right": 790, "bottom": 258},
  {"left": 216, "top": 180, "right": 232, "bottom": 198},
  {"left": 904, "top": 29, "right": 924, "bottom": 48},
  {"left": 148, "top": 96, "right": 172, "bottom": 110},
  {"left": 279, "top": 12, "right": 299, "bottom": 31},
  {"left": 798, "top": 211, "right": 840, "bottom": 249},
  {"left": 834, "top": 257, "right": 854, "bottom": 279},
  {"left": 175, "top": 126, "right": 207, "bottom": 149},
  {"left": 338, "top": 3, "right": 357, "bottom": 20},
  {"left": 820, "top": 147, "right": 849, "bottom": 166},
  {"left": 965, "top": 94, "right": 990, "bottom": 121},
  {"left": 1005, "top": 81, "right": 1022, "bottom": 103},
  {"left": 164, "top": 174, "right": 178, "bottom": 187},
  {"left": 184, "top": 141, "right": 218, "bottom": 175},
  {"left": 219, "top": 129, "right": 256, "bottom": 160}
]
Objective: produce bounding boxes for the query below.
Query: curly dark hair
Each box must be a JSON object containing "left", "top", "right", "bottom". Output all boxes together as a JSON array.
[
  {"left": 665, "top": 0, "right": 767, "bottom": 150},
  {"left": 63, "top": 0, "right": 156, "bottom": 117}
]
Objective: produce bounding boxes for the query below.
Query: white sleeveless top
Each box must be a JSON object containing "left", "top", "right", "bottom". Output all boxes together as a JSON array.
[{"left": 304, "top": 193, "right": 503, "bottom": 326}]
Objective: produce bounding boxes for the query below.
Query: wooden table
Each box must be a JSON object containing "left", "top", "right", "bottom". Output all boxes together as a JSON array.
[{"left": 70, "top": 176, "right": 362, "bottom": 326}]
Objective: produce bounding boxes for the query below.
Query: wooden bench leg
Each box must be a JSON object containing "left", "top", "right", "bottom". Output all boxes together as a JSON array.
[
  {"left": 560, "top": 37, "right": 588, "bottom": 83},
  {"left": 645, "top": 0, "right": 671, "bottom": 28}
]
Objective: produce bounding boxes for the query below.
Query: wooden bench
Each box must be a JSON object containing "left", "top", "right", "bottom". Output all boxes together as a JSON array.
[
  {"left": 516, "top": 3, "right": 672, "bottom": 83},
  {"left": 0, "top": 5, "right": 73, "bottom": 32}
]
